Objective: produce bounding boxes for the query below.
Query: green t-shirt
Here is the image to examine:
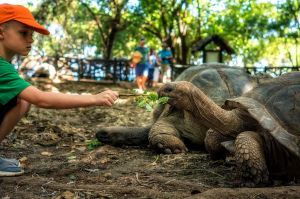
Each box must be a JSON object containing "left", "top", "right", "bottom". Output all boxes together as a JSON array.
[
  {"left": 0, "top": 57, "right": 31, "bottom": 105},
  {"left": 134, "top": 46, "right": 149, "bottom": 64}
]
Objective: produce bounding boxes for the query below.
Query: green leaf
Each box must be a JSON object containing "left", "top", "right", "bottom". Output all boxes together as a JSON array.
[
  {"left": 133, "top": 89, "right": 169, "bottom": 111},
  {"left": 137, "top": 100, "right": 147, "bottom": 108},
  {"left": 148, "top": 92, "right": 159, "bottom": 101},
  {"left": 145, "top": 104, "right": 153, "bottom": 112},
  {"left": 87, "top": 139, "right": 103, "bottom": 150},
  {"left": 157, "top": 97, "right": 169, "bottom": 104}
]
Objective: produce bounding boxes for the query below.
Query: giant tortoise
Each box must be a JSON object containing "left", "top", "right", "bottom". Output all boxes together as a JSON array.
[
  {"left": 158, "top": 71, "right": 300, "bottom": 185},
  {"left": 97, "top": 63, "right": 258, "bottom": 154}
]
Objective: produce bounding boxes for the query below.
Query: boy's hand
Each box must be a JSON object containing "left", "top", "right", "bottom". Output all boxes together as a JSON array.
[{"left": 95, "top": 90, "right": 119, "bottom": 106}]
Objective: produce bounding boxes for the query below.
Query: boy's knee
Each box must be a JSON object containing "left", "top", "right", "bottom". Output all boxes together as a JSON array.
[{"left": 17, "top": 99, "right": 31, "bottom": 114}]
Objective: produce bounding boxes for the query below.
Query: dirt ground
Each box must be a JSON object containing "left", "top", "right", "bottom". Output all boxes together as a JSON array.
[{"left": 1, "top": 79, "right": 300, "bottom": 199}]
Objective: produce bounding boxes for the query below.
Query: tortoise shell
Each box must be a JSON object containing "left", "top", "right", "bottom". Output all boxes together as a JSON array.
[
  {"left": 224, "top": 72, "right": 300, "bottom": 157},
  {"left": 176, "top": 63, "right": 256, "bottom": 105},
  {"left": 153, "top": 63, "right": 258, "bottom": 146}
]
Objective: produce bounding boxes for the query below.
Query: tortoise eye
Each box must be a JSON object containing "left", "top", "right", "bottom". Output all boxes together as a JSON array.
[{"left": 163, "top": 85, "right": 173, "bottom": 93}]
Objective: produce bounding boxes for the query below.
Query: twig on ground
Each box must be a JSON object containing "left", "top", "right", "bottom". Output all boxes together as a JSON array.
[
  {"left": 119, "top": 93, "right": 148, "bottom": 97},
  {"left": 135, "top": 172, "right": 152, "bottom": 188},
  {"left": 150, "top": 155, "right": 160, "bottom": 165}
]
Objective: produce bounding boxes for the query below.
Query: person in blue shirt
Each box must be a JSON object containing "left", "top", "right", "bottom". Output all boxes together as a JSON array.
[
  {"left": 158, "top": 42, "right": 173, "bottom": 83},
  {"left": 134, "top": 38, "right": 149, "bottom": 92}
]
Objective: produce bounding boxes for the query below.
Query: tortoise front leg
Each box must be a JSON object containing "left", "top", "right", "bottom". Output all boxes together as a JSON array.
[
  {"left": 204, "top": 129, "right": 233, "bottom": 159},
  {"left": 149, "top": 119, "right": 188, "bottom": 154},
  {"left": 235, "top": 131, "right": 269, "bottom": 187}
]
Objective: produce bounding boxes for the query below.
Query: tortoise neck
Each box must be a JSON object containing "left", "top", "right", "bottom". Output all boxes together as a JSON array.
[{"left": 190, "top": 87, "right": 244, "bottom": 135}]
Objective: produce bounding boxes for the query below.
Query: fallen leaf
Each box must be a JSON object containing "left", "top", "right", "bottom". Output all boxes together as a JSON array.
[{"left": 41, "top": 151, "right": 53, "bottom": 156}]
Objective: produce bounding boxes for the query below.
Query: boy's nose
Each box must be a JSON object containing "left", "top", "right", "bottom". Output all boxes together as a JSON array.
[{"left": 27, "top": 36, "right": 34, "bottom": 43}]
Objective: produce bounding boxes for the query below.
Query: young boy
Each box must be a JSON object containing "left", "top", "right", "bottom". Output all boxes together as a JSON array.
[{"left": 0, "top": 4, "right": 119, "bottom": 176}]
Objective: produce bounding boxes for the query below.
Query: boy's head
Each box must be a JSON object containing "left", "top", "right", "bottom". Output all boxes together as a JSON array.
[
  {"left": 0, "top": 4, "right": 49, "bottom": 35},
  {"left": 0, "top": 4, "right": 49, "bottom": 59}
]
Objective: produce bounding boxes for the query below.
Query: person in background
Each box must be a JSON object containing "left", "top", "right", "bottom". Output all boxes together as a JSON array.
[
  {"left": 158, "top": 42, "right": 173, "bottom": 83},
  {"left": 133, "top": 38, "right": 149, "bottom": 93},
  {"left": 147, "top": 48, "right": 160, "bottom": 88},
  {"left": 0, "top": 4, "right": 119, "bottom": 177}
]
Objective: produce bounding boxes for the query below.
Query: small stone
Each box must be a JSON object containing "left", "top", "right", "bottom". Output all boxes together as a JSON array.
[
  {"left": 41, "top": 151, "right": 53, "bottom": 156},
  {"left": 63, "top": 191, "right": 74, "bottom": 199}
]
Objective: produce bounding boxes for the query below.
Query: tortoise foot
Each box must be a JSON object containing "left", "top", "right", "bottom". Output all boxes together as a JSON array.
[
  {"left": 235, "top": 131, "right": 269, "bottom": 187},
  {"left": 149, "top": 134, "right": 188, "bottom": 154},
  {"left": 205, "top": 129, "right": 233, "bottom": 159}
]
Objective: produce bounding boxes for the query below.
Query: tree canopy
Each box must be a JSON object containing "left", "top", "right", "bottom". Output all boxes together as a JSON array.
[{"left": 29, "top": 0, "right": 300, "bottom": 67}]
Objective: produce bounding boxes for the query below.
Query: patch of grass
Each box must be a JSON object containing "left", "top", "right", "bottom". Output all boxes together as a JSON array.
[{"left": 87, "top": 139, "right": 103, "bottom": 150}]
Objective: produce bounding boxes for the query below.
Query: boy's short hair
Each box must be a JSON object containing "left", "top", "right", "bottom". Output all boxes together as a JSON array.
[{"left": 0, "top": 4, "right": 49, "bottom": 35}]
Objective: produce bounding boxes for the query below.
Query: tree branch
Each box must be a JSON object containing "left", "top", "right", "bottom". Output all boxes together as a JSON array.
[{"left": 80, "top": 1, "right": 106, "bottom": 44}]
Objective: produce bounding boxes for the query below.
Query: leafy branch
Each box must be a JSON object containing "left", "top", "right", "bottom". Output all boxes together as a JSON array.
[{"left": 134, "top": 91, "right": 169, "bottom": 112}]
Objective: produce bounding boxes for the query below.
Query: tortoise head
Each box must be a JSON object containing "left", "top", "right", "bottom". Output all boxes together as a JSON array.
[{"left": 157, "top": 81, "right": 196, "bottom": 111}]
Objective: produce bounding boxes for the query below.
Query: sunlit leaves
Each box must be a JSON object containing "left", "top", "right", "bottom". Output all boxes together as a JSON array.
[
  {"left": 32, "top": 0, "right": 299, "bottom": 67},
  {"left": 135, "top": 92, "right": 169, "bottom": 112}
]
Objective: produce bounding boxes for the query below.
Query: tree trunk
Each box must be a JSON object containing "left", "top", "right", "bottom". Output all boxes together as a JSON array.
[
  {"left": 104, "top": 30, "right": 117, "bottom": 60},
  {"left": 180, "top": 35, "right": 188, "bottom": 65}
]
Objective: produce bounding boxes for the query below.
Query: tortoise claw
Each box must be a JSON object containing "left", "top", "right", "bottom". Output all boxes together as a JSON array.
[
  {"left": 164, "top": 148, "right": 172, "bottom": 154},
  {"left": 150, "top": 134, "right": 187, "bottom": 154},
  {"left": 174, "top": 149, "right": 181, "bottom": 154}
]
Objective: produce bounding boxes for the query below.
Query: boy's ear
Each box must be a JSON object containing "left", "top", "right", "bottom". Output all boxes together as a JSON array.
[{"left": 0, "top": 26, "right": 4, "bottom": 40}]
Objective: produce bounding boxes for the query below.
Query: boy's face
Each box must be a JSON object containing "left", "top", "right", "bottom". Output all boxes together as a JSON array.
[{"left": 0, "top": 21, "right": 34, "bottom": 58}]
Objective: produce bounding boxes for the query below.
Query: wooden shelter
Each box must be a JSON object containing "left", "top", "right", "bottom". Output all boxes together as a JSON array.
[{"left": 192, "top": 35, "right": 235, "bottom": 63}]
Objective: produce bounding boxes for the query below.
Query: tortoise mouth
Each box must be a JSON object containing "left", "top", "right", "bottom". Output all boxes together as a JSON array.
[{"left": 166, "top": 97, "right": 179, "bottom": 107}]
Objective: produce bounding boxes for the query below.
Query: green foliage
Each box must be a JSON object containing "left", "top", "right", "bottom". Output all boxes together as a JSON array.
[
  {"left": 87, "top": 139, "right": 103, "bottom": 150},
  {"left": 218, "top": 0, "right": 276, "bottom": 65},
  {"left": 271, "top": 0, "right": 300, "bottom": 66},
  {"left": 32, "top": 0, "right": 299, "bottom": 67},
  {"left": 135, "top": 91, "right": 169, "bottom": 112}
]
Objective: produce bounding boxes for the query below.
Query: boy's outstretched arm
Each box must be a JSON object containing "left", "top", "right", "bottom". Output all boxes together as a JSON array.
[{"left": 19, "top": 86, "right": 119, "bottom": 109}]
